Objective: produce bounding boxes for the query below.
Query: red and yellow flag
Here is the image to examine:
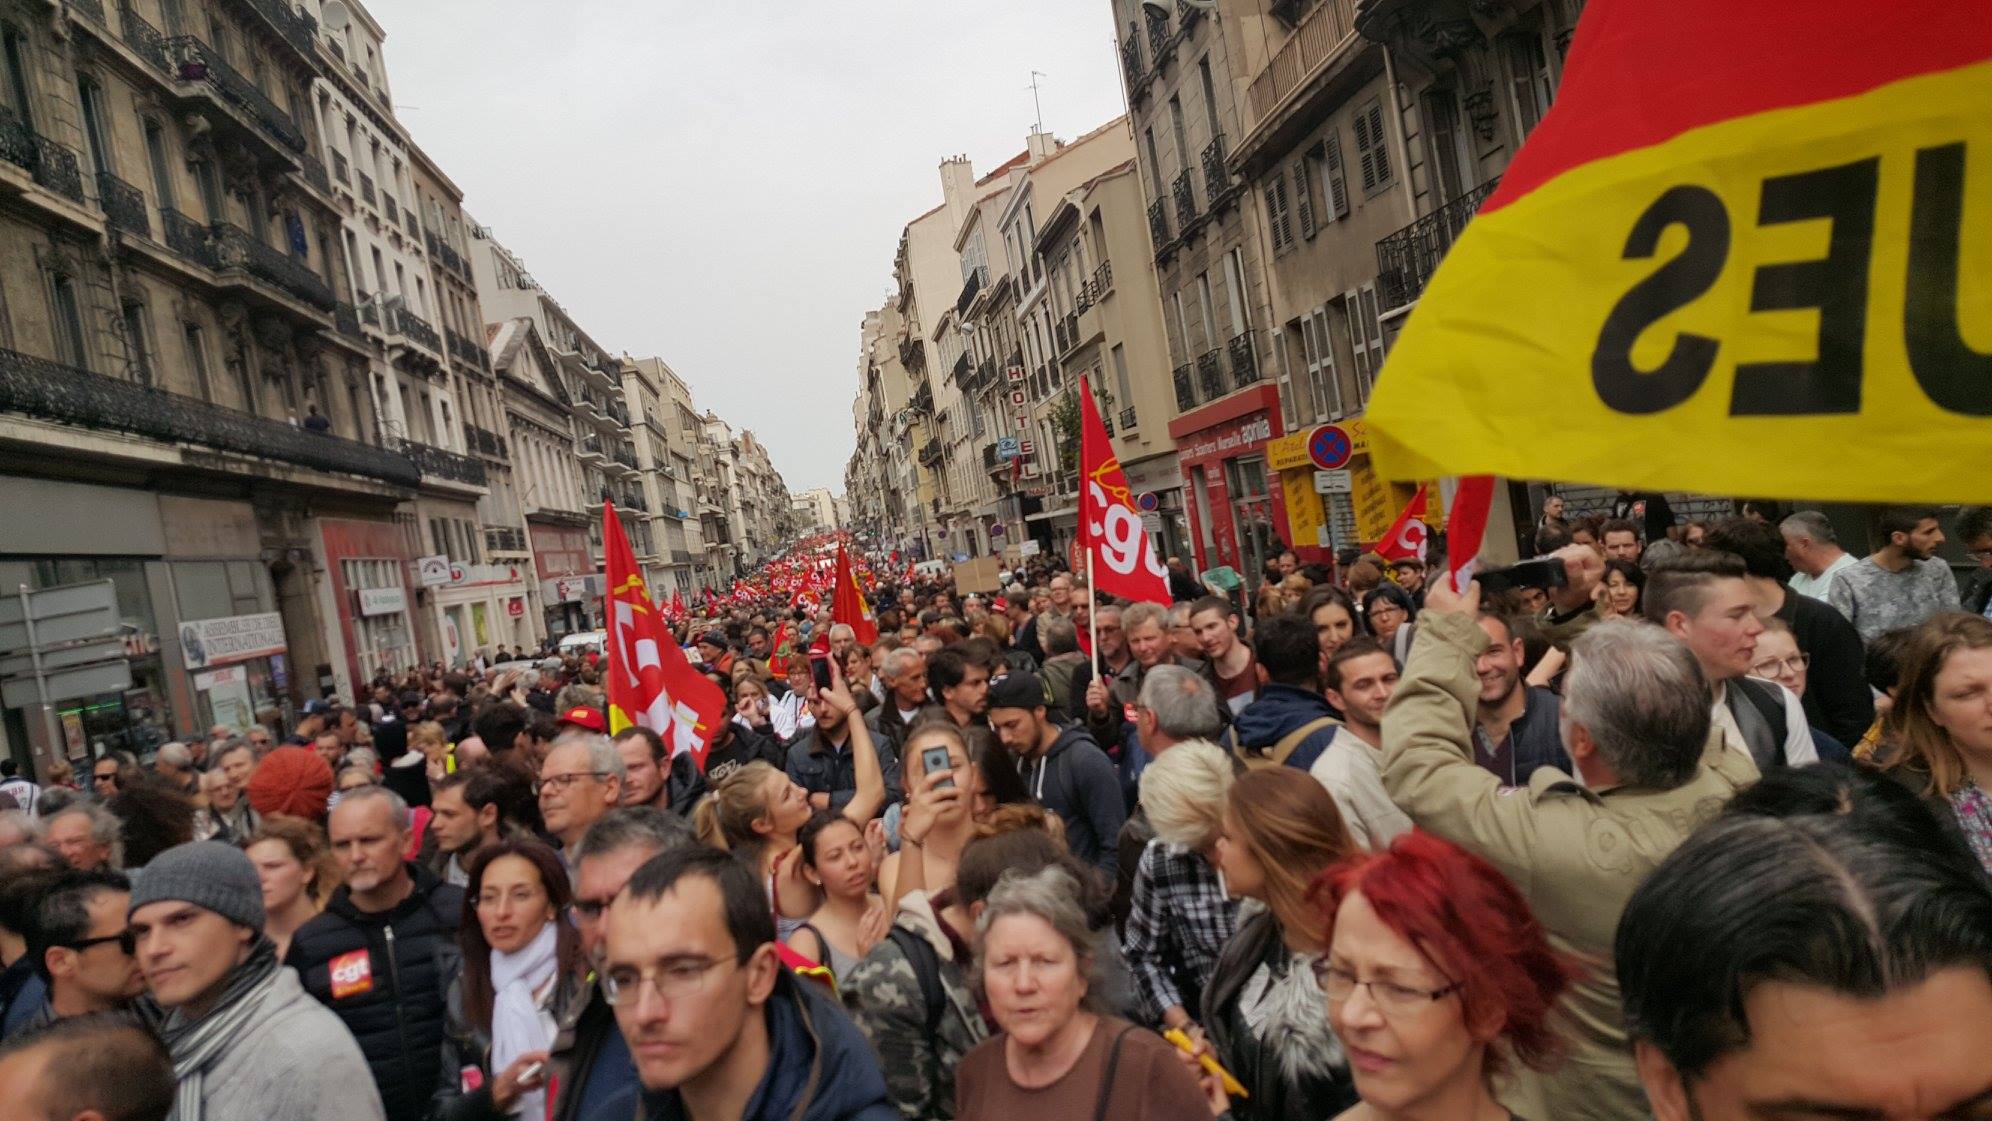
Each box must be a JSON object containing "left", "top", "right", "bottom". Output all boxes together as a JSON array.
[
  {"left": 602, "top": 502, "right": 726, "bottom": 769},
  {"left": 1366, "top": 0, "right": 1992, "bottom": 503},
  {"left": 831, "top": 543, "right": 878, "bottom": 644},
  {"left": 1078, "top": 375, "right": 1171, "bottom": 606}
]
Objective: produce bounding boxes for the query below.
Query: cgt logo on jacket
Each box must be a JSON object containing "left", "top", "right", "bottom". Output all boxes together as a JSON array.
[{"left": 329, "top": 948, "right": 374, "bottom": 999}]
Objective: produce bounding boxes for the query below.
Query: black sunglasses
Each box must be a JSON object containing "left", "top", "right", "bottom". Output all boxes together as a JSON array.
[{"left": 65, "top": 930, "right": 137, "bottom": 955}]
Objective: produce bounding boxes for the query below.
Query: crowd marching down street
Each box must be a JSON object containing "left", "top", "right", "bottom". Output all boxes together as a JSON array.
[{"left": 2, "top": 1, "right": 1991, "bottom": 1120}]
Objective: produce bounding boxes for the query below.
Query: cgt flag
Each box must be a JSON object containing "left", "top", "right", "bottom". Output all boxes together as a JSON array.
[
  {"left": 602, "top": 502, "right": 725, "bottom": 770},
  {"left": 1078, "top": 375, "right": 1171, "bottom": 606},
  {"left": 1365, "top": 0, "right": 1992, "bottom": 504},
  {"left": 1372, "top": 485, "right": 1431, "bottom": 564},
  {"left": 831, "top": 542, "right": 878, "bottom": 644}
]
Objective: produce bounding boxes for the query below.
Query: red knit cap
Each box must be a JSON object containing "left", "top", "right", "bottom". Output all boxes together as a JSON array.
[{"left": 246, "top": 745, "right": 334, "bottom": 821}]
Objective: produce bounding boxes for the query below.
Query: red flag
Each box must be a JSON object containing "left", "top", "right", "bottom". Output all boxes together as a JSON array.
[
  {"left": 668, "top": 590, "right": 685, "bottom": 621},
  {"left": 1077, "top": 375, "right": 1170, "bottom": 605},
  {"left": 831, "top": 543, "right": 878, "bottom": 644},
  {"left": 1444, "top": 477, "right": 1496, "bottom": 593},
  {"left": 767, "top": 620, "right": 792, "bottom": 676},
  {"left": 1374, "top": 485, "right": 1432, "bottom": 563},
  {"left": 603, "top": 502, "right": 726, "bottom": 770}
]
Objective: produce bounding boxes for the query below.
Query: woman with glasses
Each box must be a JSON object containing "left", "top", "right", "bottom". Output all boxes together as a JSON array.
[
  {"left": 1203, "top": 767, "right": 1359, "bottom": 1119},
  {"left": 1265, "top": 831, "right": 1574, "bottom": 1121},
  {"left": 242, "top": 815, "right": 340, "bottom": 960},
  {"left": 954, "top": 865, "right": 1211, "bottom": 1121},
  {"left": 1362, "top": 585, "right": 1418, "bottom": 666},
  {"left": 1747, "top": 618, "right": 1852, "bottom": 762},
  {"left": 435, "top": 840, "right": 587, "bottom": 1121}
]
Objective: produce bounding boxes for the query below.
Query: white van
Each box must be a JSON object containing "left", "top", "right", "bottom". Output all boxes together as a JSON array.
[{"left": 557, "top": 630, "right": 606, "bottom": 655}]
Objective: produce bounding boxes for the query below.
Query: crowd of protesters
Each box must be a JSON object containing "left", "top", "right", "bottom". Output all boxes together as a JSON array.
[{"left": 0, "top": 496, "right": 1989, "bottom": 1121}]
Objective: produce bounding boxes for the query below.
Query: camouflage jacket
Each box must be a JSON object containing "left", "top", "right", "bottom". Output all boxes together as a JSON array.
[{"left": 839, "top": 892, "right": 986, "bottom": 1120}]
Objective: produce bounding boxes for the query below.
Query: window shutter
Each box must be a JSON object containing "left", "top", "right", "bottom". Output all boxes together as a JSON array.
[
  {"left": 1264, "top": 177, "right": 1293, "bottom": 253},
  {"left": 1325, "top": 133, "right": 1350, "bottom": 218},
  {"left": 1365, "top": 101, "right": 1391, "bottom": 188},
  {"left": 1295, "top": 164, "right": 1316, "bottom": 239}
]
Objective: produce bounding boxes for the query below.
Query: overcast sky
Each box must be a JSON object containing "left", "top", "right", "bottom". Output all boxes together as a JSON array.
[{"left": 369, "top": 0, "right": 1127, "bottom": 494}]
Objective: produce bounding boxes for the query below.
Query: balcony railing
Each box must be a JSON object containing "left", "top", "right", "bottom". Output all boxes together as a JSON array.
[
  {"left": 954, "top": 265, "right": 987, "bottom": 315},
  {"left": 117, "top": 2, "right": 169, "bottom": 71},
  {"left": 0, "top": 106, "right": 85, "bottom": 205},
  {"left": 1228, "top": 331, "right": 1261, "bottom": 389},
  {"left": 1090, "top": 259, "right": 1113, "bottom": 300},
  {"left": 612, "top": 446, "right": 639, "bottom": 470},
  {"left": 462, "top": 423, "right": 506, "bottom": 458},
  {"left": 1196, "top": 349, "right": 1226, "bottom": 401},
  {"left": 332, "top": 302, "right": 364, "bottom": 341},
  {"left": 1120, "top": 30, "right": 1143, "bottom": 90},
  {"left": 1375, "top": 176, "right": 1501, "bottom": 310},
  {"left": 96, "top": 172, "right": 148, "bottom": 237},
  {"left": 1146, "top": 8, "right": 1171, "bottom": 63},
  {"left": 0, "top": 345, "right": 419, "bottom": 487},
  {"left": 485, "top": 526, "right": 527, "bottom": 553},
  {"left": 1173, "top": 363, "right": 1196, "bottom": 412},
  {"left": 161, "top": 208, "right": 214, "bottom": 268},
  {"left": 1119, "top": 406, "right": 1138, "bottom": 431},
  {"left": 69, "top": 0, "right": 106, "bottom": 26},
  {"left": 331, "top": 149, "right": 350, "bottom": 186},
  {"left": 1202, "top": 135, "right": 1230, "bottom": 201},
  {"left": 245, "top": 0, "right": 319, "bottom": 59},
  {"left": 358, "top": 172, "right": 376, "bottom": 205},
  {"left": 580, "top": 434, "right": 605, "bottom": 459},
  {"left": 209, "top": 222, "right": 336, "bottom": 311},
  {"left": 1147, "top": 198, "right": 1170, "bottom": 247},
  {"left": 1173, "top": 169, "right": 1199, "bottom": 229},
  {"left": 296, "top": 152, "right": 330, "bottom": 196},
  {"left": 163, "top": 37, "right": 306, "bottom": 155},
  {"left": 1251, "top": 0, "right": 1356, "bottom": 124},
  {"left": 381, "top": 193, "right": 399, "bottom": 225},
  {"left": 389, "top": 436, "right": 487, "bottom": 487},
  {"left": 390, "top": 306, "right": 442, "bottom": 352}
]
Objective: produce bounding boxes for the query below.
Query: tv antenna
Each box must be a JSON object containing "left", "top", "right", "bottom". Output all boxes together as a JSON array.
[{"left": 1028, "top": 71, "right": 1047, "bottom": 133}]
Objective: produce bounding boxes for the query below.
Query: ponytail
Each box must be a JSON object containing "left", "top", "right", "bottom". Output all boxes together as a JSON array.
[
  {"left": 695, "top": 761, "right": 779, "bottom": 860},
  {"left": 692, "top": 793, "right": 727, "bottom": 851}
]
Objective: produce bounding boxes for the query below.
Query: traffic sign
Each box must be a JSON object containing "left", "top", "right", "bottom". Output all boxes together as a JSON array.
[
  {"left": 1314, "top": 469, "right": 1353, "bottom": 494},
  {"left": 1135, "top": 491, "right": 1160, "bottom": 512},
  {"left": 1308, "top": 424, "right": 1354, "bottom": 471}
]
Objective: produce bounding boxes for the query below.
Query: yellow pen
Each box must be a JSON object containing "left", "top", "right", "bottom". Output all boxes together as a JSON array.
[{"left": 1163, "top": 1028, "right": 1248, "bottom": 1099}]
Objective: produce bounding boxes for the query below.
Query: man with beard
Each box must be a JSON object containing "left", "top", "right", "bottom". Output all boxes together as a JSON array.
[
  {"left": 13, "top": 871, "right": 142, "bottom": 1033},
  {"left": 132, "top": 841, "right": 385, "bottom": 1121},
  {"left": 424, "top": 768, "right": 524, "bottom": 887},
  {"left": 1826, "top": 506, "right": 1961, "bottom": 643},
  {"left": 286, "top": 787, "right": 462, "bottom": 1121},
  {"left": 612, "top": 726, "right": 707, "bottom": 818},
  {"left": 1470, "top": 611, "right": 1570, "bottom": 786},
  {"left": 785, "top": 677, "right": 901, "bottom": 815},
  {"left": 925, "top": 649, "right": 990, "bottom": 729},
  {"left": 987, "top": 673, "right": 1124, "bottom": 873}
]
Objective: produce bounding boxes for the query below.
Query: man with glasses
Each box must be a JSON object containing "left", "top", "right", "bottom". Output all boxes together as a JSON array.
[
  {"left": 550, "top": 808, "right": 697, "bottom": 1121},
  {"left": 537, "top": 732, "right": 625, "bottom": 876},
  {"left": 88, "top": 753, "right": 132, "bottom": 800},
  {"left": 286, "top": 786, "right": 462, "bottom": 1121},
  {"left": 7, "top": 871, "right": 141, "bottom": 1036},
  {"left": 602, "top": 846, "right": 896, "bottom": 1121}
]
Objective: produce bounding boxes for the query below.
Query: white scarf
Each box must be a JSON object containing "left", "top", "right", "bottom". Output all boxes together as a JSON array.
[{"left": 489, "top": 922, "right": 559, "bottom": 1118}]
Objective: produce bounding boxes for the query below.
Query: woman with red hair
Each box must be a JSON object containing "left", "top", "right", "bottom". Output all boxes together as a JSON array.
[{"left": 1301, "top": 831, "right": 1574, "bottom": 1121}]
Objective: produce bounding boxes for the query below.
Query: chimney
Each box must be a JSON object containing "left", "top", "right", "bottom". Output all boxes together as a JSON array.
[
  {"left": 939, "top": 155, "right": 976, "bottom": 215},
  {"left": 1026, "top": 129, "right": 1057, "bottom": 162}
]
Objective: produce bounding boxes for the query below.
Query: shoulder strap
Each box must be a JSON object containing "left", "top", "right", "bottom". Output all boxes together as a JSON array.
[
  {"left": 886, "top": 926, "right": 946, "bottom": 1036},
  {"left": 1269, "top": 715, "right": 1341, "bottom": 767},
  {"left": 1091, "top": 1025, "right": 1137, "bottom": 1121},
  {"left": 1731, "top": 678, "right": 1789, "bottom": 766}
]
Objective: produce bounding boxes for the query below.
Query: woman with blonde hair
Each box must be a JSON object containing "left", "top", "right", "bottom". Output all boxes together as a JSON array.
[
  {"left": 1123, "top": 741, "right": 1240, "bottom": 1040},
  {"left": 1204, "top": 766, "right": 1360, "bottom": 1117},
  {"left": 242, "top": 814, "right": 341, "bottom": 958},
  {"left": 409, "top": 719, "right": 451, "bottom": 781},
  {"left": 1877, "top": 612, "right": 1992, "bottom": 874},
  {"left": 693, "top": 658, "right": 887, "bottom": 934}
]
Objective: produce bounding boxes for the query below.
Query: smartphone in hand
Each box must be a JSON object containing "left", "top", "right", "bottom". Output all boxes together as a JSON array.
[{"left": 921, "top": 745, "right": 954, "bottom": 789}]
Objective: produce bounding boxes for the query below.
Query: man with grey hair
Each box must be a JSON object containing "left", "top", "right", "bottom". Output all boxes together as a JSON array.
[
  {"left": 864, "top": 646, "right": 929, "bottom": 757},
  {"left": 538, "top": 730, "right": 626, "bottom": 865},
  {"left": 287, "top": 783, "right": 463, "bottom": 1121},
  {"left": 1377, "top": 557, "right": 1758, "bottom": 1121},
  {"left": 1114, "top": 664, "right": 1227, "bottom": 923},
  {"left": 151, "top": 742, "right": 197, "bottom": 795},
  {"left": 43, "top": 803, "right": 121, "bottom": 873},
  {"left": 1779, "top": 510, "right": 1857, "bottom": 600},
  {"left": 552, "top": 807, "right": 699, "bottom": 1121}
]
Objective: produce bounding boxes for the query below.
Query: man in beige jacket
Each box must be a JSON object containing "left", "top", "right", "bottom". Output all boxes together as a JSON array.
[{"left": 1377, "top": 565, "right": 1759, "bottom": 1121}]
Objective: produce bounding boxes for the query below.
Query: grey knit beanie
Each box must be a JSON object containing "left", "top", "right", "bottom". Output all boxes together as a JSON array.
[{"left": 127, "top": 840, "right": 266, "bottom": 932}]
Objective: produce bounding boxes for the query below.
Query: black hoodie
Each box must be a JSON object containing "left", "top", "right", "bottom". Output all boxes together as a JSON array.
[{"left": 1017, "top": 724, "right": 1127, "bottom": 873}]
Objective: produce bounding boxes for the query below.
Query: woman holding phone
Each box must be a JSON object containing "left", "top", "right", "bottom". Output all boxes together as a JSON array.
[{"left": 878, "top": 721, "right": 977, "bottom": 909}]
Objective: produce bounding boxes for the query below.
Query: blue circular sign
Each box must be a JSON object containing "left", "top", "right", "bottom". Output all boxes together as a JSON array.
[
  {"left": 1136, "top": 491, "right": 1160, "bottom": 512},
  {"left": 1308, "top": 424, "right": 1353, "bottom": 470}
]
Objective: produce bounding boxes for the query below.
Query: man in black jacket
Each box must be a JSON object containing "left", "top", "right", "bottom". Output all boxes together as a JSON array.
[
  {"left": 287, "top": 786, "right": 463, "bottom": 1121},
  {"left": 613, "top": 726, "right": 706, "bottom": 818}
]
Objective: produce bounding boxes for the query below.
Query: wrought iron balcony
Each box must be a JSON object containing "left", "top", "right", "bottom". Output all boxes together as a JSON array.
[
  {"left": 390, "top": 306, "right": 442, "bottom": 353},
  {"left": 162, "top": 37, "right": 306, "bottom": 155},
  {"left": 1376, "top": 176, "right": 1501, "bottom": 310},
  {"left": 244, "top": 0, "right": 319, "bottom": 59},
  {"left": 1119, "top": 406, "right": 1138, "bottom": 431},
  {"left": 918, "top": 438, "right": 942, "bottom": 467},
  {"left": 462, "top": 423, "right": 505, "bottom": 458},
  {"left": 0, "top": 106, "right": 85, "bottom": 205},
  {"left": 388, "top": 436, "right": 487, "bottom": 487},
  {"left": 358, "top": 299, "right": 379, "bottom": 327},
  {"left": 1228, "top": 331, "right": 1261, "bottom": 389},
  {"left": 1091, "top": 260, "right": 1113, "bottom": 299},
  {"left": 612, "top": 445, "right": 639, "bottom": 470},
  {"left": 117, "top": 2, "right": 170, "bottom": 71},
  {"left": 96, "top": 172, "right": 148, "bottom": 237},
  {"left": 1173, "top": 169, "right": 1199, "bottom": 229},
  {"left": 0, "top": 345, "right": 419, "bottom": 487},
  {"left": 1146, "top": 8, "right": 1171, "bottom": 62},
  {"left": 209, "top": 222, "right": 336, "bottom": 311},
  {"left": 950, "top": 350, "right": 970, "bottom": 386},
  {"left": 333, "top": 302, "right": 364, "bottom": 341},
  {"left": 954, "top": 265, "right": 987, "bottom": 315},
  {"left": 69, "top": 0, "right": 106, "bottom": 24},
  {"left": 579, "top": 434, "right": 605, "bottom": 460},
  {"left": 160, "top": 208, "right": 213, "bottom": 268},
  {"left": 485, "top": 526, "right": 527, "bottom": 553},
  {"left": 1197, "top": 349, "right": 1226, "bottom": 401},
  {"left": 1147, "top": 198, "right": 1170, "bottom": 247},
  {"left": 1120, "top": 30, "right": 1143, "bottom": 90},
  {"left": 1202, "top": 136, "right": 1230, "bottom": 201},
  {"left": 358, "top": 172, "right": 376, "bottom": 205},
  {"left": 1173, "top": 363, "right": 1196, "bottom": 412},
  {"left": 296, "top": 152, "right": 330, "bottom": 196}
]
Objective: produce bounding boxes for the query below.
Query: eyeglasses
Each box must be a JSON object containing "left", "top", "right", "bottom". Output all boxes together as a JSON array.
[
  {"left": 533, "top": 772, "right": 608, "bottom": 796},
  {"left": 600, "top": 956, "right": 735, "bottom": 1006},
  {"left": 475, "top": 886, "right": 547, "bottom": 909},
  {"left": 569, "top": 897, "right": 614, "bottom": 921},
  {"left": 1750, "top": 653, "right": 1811, "bottom": 677},
  {"left": 1312, "top": 962, "right": 1462, "bottom": 1015},
  {"left": 65, "top": 929, "right": 137, "bottom": 956}
]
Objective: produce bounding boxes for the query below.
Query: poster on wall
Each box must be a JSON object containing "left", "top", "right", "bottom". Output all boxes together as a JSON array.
[{"left": 179, "top": 613, "right": 286, "bottom": 670}]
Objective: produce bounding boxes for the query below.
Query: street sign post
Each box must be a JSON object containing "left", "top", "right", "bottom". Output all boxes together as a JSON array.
[{"left": 0, "top": 581, "right": 130, "bottom": 774}]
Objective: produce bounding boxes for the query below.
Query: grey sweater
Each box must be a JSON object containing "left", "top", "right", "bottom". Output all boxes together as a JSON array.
[{"left": 195, "top": 968, "right": 387, "bottom": 1121}]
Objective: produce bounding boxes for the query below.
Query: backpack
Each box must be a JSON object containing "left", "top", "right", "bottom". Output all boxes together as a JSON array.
[
  {"left": 1727, "top": 676, "right": 1790, "bottom": 769},
  {"left": 1237, "top": 715, "right": 1340, "bottom": 771},
  {"left": 886, "top": 926, "right": 946, "bottom": 1036}
]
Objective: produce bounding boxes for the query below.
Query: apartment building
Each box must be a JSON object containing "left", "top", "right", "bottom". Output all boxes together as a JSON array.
[{"left": 622, "top": 356, "right": 711, "bottom": 596}]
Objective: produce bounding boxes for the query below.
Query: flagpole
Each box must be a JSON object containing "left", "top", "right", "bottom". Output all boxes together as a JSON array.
[{"left": 1086, "top": 549, "right": 1099, "bottom": 681}]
